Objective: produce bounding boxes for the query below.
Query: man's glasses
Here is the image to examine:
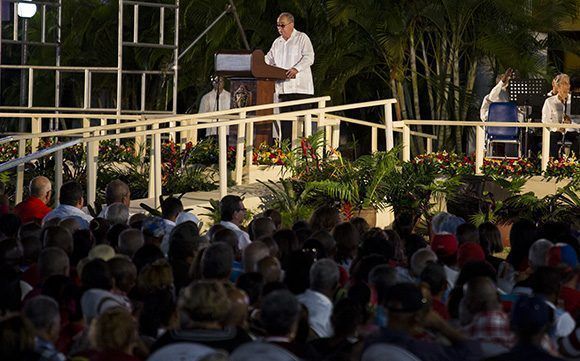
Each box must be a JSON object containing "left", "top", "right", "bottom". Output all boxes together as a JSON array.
[{"left": 276, "top": 23, "right": 289, "bottom": 28}]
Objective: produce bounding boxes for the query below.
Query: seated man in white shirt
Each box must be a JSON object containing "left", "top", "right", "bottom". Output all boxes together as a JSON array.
[
  {"left": 297, "top": 258, "right": 339, "bottom": 338},
  {"left": 219, "top": 195, "right": 251, "bottom": 251},
  {"left": 198, "top": 76, "right": 231, "bottom": 140},
  {"left": 266, "top": 12, "right": 315, "bottom": 139},
  {"left": 541, "top": 73, "right": 578, "bottom": 157},
  {"left": 480, "top": 68, "right": 513, "bottom": 122},
  {"left": 43, "top": 181, "right": 93, "bottom": 229}
]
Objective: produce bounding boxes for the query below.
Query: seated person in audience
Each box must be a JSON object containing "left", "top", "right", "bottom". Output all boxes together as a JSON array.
[
  {"left": 151, "top": 280, "right": 251, "bottom": 353},
  {"left": 201, "top": 242, "right": 233, "bottom": 282},
  {"left": 91, "top": 307, "right": 143, "bottom": 361},
  {"left": 420, "top": 262, "right": 449, "bottom": 320},
  {"left": 542, "top": 73, "right": 579, "bottom": 157},
  {"left": 297, "top": 259, "right": 339, "bottom": 338},
  {"left": 22, "top": 295, "right": 67, "bottom": 361},
  {"left": 546, "top": 244, "right": 580, "bottom": 319},
  {"left": 461, "top": 277, "right": 515, "bottom": 355},
  {"left": 487, "top": 295, "right": 563, "bottom": 361},
  {"left": 261, "top": 289, "right": 318, "bottom": 360},
  {"left": 309, "top": 298, "right": 364, "bottom": 361},
  {"left": 219, "top": 195, "right": 251, "bottom": 250},
  {"left": 480, "top": 68, "right": 513, "bottom": 121},
  {"left": 367, "top": 283, "right": 481, "bottom": 361},
  {"left": 98, "top": 180, "right": 131, "bottom": 218},
  {"left": 43, "top": 181, "right": 93, "bottom": 229},
  {"left": 478, "top": 222, "right": 504, "bottom": 272},
  {"left": 15, "top": 176, "right": 53, "bottom": 224},
  {"left": 530, "top": 266, "right": 575, "bottom": 339},
  {"left": 159, "top": 197, "right": 183, "bottom": 255}
]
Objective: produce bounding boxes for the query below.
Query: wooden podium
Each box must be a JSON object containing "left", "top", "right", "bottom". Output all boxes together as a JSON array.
[{"left": 215, "top": 49, "right": 286, "bottom": 144}]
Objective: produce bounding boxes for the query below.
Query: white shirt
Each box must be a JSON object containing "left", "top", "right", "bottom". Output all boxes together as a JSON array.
[
  {"left": 199, "top": 89, "right": 232, "bottom": 136},
  {"left": 43, "top": 204, "right": 93, "bottom": 229},
  {"left": 545, "top": 300, "right": 575, "bottom": 338},
  {"left": 480, "top": 80, "right": 510, "bottom": 121},
  {"left": 160, "top": 219, "right": 176, "bottom": 256},
  {"left": 297, "top": 289, "right": 333, "bottom": 338},
  {"left": 542, "top": 94, "right": 576, "bottom": 132},
  {"left": 220, "top": 220, "right": 251, "bottom": 250},
  {"left": 265, "top": 29, "right": 315, "bottom": 95}
]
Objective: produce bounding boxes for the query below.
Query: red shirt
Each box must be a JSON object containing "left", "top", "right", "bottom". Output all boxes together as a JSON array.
[
  {"left": 14, "top": 196, "right": 51, "bottom": 224},
  {"left": 560, "top": 286, "right": 580, "bottom": 319}
]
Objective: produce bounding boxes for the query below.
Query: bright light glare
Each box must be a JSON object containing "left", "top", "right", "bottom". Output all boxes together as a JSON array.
[{"left": 17, "top": 0, "right": 37, "bottom": 19}]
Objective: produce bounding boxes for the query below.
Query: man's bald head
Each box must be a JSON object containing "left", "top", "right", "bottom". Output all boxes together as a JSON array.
[{"left": 30, "top": 176, "right": 52, "bottom": 203}]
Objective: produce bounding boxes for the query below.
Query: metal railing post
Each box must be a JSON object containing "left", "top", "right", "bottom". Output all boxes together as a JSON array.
[
  {"left": 291, "top": 116, "right": 299, "bottom": 149},
  {"left": 331, "top": 120, "right": 340, "bottom": 149},
  {"left": 28, "top": 69, "right": 34, "bottom": 107},
  {"left": 54, "top": 149, "right": 63, "bottom": 207},
  {"left": 218, "top": 125, "right": 228, "bottom": 198},
  {"left": 304, "top": 113, "right": 312, "bottom": 137},
  {"left": 148, "top": 123, "right": 162, "bottom": 207},
  {"left": 86, "top": 135, "right": 98, "bottom": 207},
  {"left": 245, "top": 121, "right": 254, "bottom": 183},
  {"left": 371, "top": 127, "right": 378, "bottom": 153},
  {"left": 235, "top": 112, "right": 246, "bottom": 185},
  {"left": 475, "top": 125, "right": 485, "bottom": 175},
  {"left": 402, "top": 124, "right": 411, "bottom": 161},
  {"left": 31, "top": 117, "right": 41, "bottom": 152},
  {"left": 541, "top": 127, "right": 550, "bottom": 173},
  {"left": 384, "top": 103, "right": 394, "bottom": 150},
  {"left": 15, "top": 139, "right": 26, "bottom": 204}
]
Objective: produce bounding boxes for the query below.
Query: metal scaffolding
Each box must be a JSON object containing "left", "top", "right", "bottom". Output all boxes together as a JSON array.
[{"left": 0, "top": 0, "right": 179, "bottom": 118}]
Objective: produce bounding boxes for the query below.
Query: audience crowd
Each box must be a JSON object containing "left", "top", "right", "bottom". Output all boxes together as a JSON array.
[{"left": 0, "top": 176, "right": 579, "bottom": 360}]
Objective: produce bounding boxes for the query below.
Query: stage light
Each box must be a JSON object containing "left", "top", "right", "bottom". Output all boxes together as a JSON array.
[{"left": 17, "top": 0, "right": 37, "bottom": 19}]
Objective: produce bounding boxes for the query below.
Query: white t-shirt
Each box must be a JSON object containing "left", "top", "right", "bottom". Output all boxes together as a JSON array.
[
  {"left": 480, "top": 80, "right": 510, "bottom": 121},
  {"left": 199, "top": 89, "right": 232, "bottom": 136},
  {"left": 265, "top": 29, "right": 315, "bottom": 96}
]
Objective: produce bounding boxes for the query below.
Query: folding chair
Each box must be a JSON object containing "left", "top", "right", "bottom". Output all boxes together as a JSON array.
[{"left": 486, "top": 102, "right": 521, "bottom": 158}]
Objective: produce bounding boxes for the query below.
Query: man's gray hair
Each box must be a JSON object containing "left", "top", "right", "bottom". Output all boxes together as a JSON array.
[
  {"left": 410, "top": 248, "right": 437, "bottom": 277},
  {"left": 23, "top": 295, "right": 60, "bottom": 331},
  {"left": 278, "top": 12, "right": 294, "bottom": 23},
  {"left": 38, "top": 247, "right": 69, "bottom": 279},
  {"left": 106, "top": 202, "right": 129, "bottom": 225},
  {"left": 118, "top": 228, "right": 144, "bottom": 257},
  {"left": 528, "top": 239, "right": 553, "bottom": 270},
  {"left": 309, "top": 258, "right": 339, "bottom": 292}
]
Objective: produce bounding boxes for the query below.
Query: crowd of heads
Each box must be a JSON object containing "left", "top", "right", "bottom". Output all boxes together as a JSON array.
[{"left": 0, "top": 176, "right": 579, "bottom": 361}]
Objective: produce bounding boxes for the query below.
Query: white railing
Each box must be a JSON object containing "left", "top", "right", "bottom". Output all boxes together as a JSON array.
[
  {"left": 2, "top": 100, "right": 576, "bottom": 212},
  {"left": 0, "top": 97, "right": 414, "bottom": 208},
  {"left": 398, "top": 120, "right": 580, "bottom": 173}
]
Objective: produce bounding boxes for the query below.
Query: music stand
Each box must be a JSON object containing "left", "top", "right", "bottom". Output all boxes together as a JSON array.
[{"left": 509, "top": 79, "right": 548, "bottom": 157}]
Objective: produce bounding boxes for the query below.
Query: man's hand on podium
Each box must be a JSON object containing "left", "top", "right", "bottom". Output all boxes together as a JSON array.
[{"left": 286, "top": 67, "right": 298, "bottom": 79}]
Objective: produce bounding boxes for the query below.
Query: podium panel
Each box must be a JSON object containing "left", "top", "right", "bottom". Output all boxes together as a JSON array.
[
  {"left": 230, "top": 78, "right": 275, "bottom": 145},
  {"left": 217, "top": 49, "right": 287, "bottom": 145}
]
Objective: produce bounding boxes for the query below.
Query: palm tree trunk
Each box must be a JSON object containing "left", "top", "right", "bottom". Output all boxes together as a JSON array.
[
  {"left": 410, "top": 33, "right": 425, "bottom": 154},
  {"left": 462, "top": 59, "right": 478, "bottom": 120},
  {"left": 452, "top": 43, "right": 462, "bottom": 153},
  {"left": 421, "top": 37, "right": 435, "bottom": 120}
]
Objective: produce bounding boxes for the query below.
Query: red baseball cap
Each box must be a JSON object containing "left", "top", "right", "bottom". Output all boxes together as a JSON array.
[
  {"left": 430, "top": 234, "right": 458, "bottom": 258},
  {"left": 457, "top": 242, "right": 486, "bottom": 268}
]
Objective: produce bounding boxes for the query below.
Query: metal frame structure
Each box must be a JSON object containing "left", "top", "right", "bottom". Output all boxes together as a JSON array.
[{"left": 0, "top": 0, "right": 179, "bottom": 118}]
